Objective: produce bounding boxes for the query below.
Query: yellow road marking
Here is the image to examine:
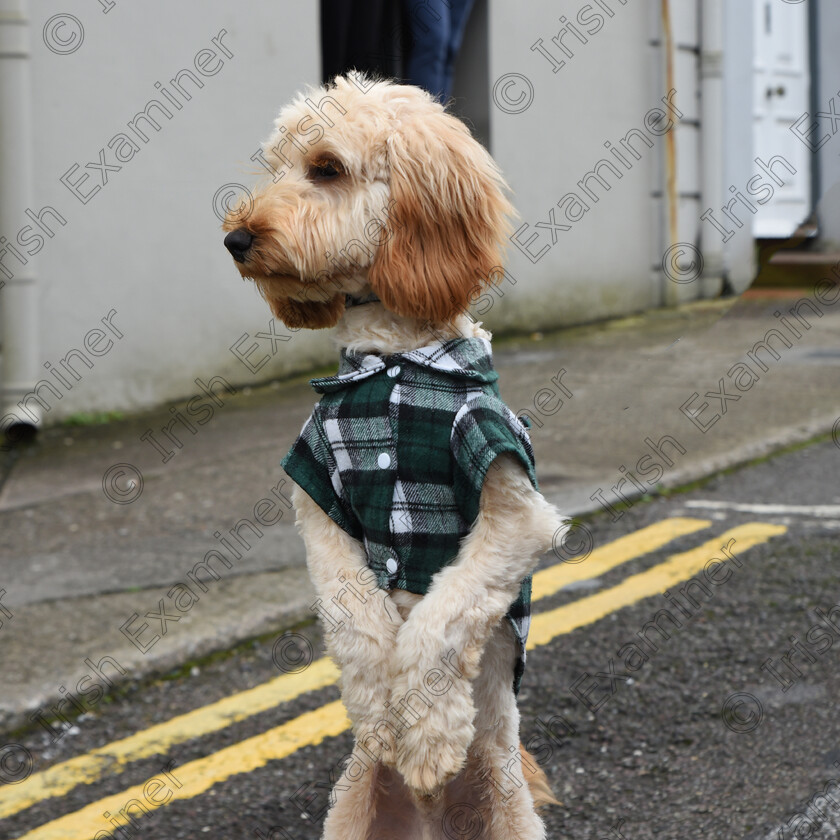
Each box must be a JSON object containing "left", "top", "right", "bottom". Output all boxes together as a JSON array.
[
  {"left": 12, "top": 701, "right": 351, "bottom": 840},
  {"left": 532, "top": 517, "right": 710, "bottom": 600},
  {"left": 11, "top": 521, "right": 787, "bottom": 840},
  {"left": 528, "top": 522, "right": 786, "bottom": 648},
  {"left": 0, "top": 657, "right": 340, "bottom": 821},
  {"left": 3, "top": 518, "right": 707, "bottom": 820}
]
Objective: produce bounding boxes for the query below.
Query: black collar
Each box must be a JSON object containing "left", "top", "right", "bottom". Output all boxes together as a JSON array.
[{"left": 344, "top": 292, "right": 381, "bottom": 308}]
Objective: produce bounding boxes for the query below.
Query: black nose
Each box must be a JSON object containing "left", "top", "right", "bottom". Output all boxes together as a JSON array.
[{"left": 224, "top": 229, "right": 254, "bottom": 262}]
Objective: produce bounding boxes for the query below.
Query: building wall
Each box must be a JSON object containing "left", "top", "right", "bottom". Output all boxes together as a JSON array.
[
  {"left": 814, "top": 0, "right": 840, "bottom": 246},
  {"left": 21, "top": 0, "right": 324, "bottom": 422},
  {"left": 5, "top": 0, "right": 751, "bottom": 425},
  {"left": 482, "top": 0, "right": 671, "bottom": 334},
  {"left": 722, "top": 1, "right": 758, "bottom": 292}
]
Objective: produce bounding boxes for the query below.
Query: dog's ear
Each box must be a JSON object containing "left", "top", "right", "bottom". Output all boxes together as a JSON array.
[{"left": 368, "top": 110, "right": 514, "bottom": 323}]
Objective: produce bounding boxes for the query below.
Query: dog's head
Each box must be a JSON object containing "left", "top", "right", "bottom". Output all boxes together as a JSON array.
[{"left": 223, "top": 75, "right": 514, "bottom": 329}]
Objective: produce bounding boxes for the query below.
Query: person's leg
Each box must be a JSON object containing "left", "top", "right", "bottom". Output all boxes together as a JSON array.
[
  {"left": 441, "top": 0, "right": 476, "bottom": 99},
  {"left": 404, "top": 0, "right": 450, "bottom": 100}
]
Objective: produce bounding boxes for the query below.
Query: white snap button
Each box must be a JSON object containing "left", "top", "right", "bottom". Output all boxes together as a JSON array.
[
  {"left": 387, "top": 365, "right": 401, "bottom": 377},
  {"left": 386, "top": 557, "right": 398, "bottom": 574},
  {"left": 377, "top": 452, "right": 391, "bottom": 469}
]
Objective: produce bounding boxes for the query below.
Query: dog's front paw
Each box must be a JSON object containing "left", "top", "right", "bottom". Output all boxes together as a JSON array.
[
  {"left": 396, "top": 717, "right": 474, "bottom": 796},
  {"left": 352, "top": 711, "right": 399, "bottom": 764},
  {"left": 391, "top": 668, "right": 476, "bottom": 795}
]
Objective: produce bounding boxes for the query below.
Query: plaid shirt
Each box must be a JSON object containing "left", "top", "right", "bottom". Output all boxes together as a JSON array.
[{"left": 282, "top": 337, "right": 538, "bottom": 693}]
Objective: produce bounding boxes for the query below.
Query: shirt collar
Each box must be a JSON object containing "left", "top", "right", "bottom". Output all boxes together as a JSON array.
[{"left": 310, "top": 337, "right": 498, "bottom": 393}]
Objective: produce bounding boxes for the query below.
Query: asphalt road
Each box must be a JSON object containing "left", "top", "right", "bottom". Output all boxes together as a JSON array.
[{"left": 2, "top": 437, "right": 840, "bottom": 840}]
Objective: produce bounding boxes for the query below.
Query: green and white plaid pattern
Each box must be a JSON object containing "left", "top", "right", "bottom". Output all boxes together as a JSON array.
[{"left": 282, "top": 337, "right": 538, "bottom": 693}]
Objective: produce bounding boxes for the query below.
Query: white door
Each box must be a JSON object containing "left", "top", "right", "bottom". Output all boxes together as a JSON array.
[{"left": 752, "top": 0, "right": 811, "bottom": 238}]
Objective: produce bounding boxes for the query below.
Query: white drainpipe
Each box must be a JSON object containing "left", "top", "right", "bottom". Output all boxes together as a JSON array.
[
  {"left": 0, "top": 0, "right": 40, "bottom": 434},
  {"left": 699, "top": 0, "right": 726, "bottom": 296}
]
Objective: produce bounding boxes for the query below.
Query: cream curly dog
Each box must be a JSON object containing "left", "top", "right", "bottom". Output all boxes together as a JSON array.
[{"left": 224, "top": 74, "right": 565, "bottom": 840}]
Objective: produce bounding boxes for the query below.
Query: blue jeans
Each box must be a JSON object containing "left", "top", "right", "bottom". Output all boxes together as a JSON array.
[{"left": 404, "top": 0, "right": 475, "bottom": 102}]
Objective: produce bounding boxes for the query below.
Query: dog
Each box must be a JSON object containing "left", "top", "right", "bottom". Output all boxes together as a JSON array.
[{"left": 223, "top": 74, "right": 565, "bottom": 840}]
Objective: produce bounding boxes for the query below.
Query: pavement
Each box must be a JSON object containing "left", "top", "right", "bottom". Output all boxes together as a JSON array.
[
  {"left": 4, "top": 440, "right": 838, "bottom": 840},
  {"left": 3, "top": 286, "right": 840, "bottom": 733}
]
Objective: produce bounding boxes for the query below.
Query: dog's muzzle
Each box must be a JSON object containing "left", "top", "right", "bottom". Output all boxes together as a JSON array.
[{"left": 224, "top": 228, "right": 254, "bottom": 263}]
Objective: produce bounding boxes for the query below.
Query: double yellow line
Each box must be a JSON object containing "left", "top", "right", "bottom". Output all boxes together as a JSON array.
[{"left": 6, "top": 518, "right": 786, "bottom": 840}]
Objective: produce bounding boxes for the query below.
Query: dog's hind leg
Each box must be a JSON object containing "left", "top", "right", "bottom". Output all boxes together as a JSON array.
[
  {"left": 320, "top": 752, "right": 378, "bottom": 840},
  {"left": 322, "top": 756, "right": 427, "bottom": 840},
  {"left": 466, "top": 622, "right": 548, "bottom": 840}
]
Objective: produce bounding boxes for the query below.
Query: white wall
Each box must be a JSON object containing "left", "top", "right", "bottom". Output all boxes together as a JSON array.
[
  {"left": 722, "top": 1, "right": 757, "bottom": 292},
  {"left": 648, "top": 0, "right": 705, "bottom": 306},
  {"left": 4, "top": 0, "right": 751, "bottom": 425},
  {"left": 484, "top": 0, "right": 665, "bottom": 334},
  {"left": 814, "top": 0, "right": 840, "bottom": 246},
  {"left": 18, "top": 0, "right": 322, "bottom": 422}
]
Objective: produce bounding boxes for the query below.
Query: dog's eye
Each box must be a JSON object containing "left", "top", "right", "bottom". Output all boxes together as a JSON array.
[{"left": 308, "top": 159, "right": 344, "bottom": 181}]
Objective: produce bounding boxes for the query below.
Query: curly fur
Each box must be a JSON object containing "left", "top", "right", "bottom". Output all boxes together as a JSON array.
[{"left": 224, "top": 74, "right": 564, "bottom": 840}]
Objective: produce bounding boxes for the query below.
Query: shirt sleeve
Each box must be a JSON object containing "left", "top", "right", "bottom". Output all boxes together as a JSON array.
[
  {"left": 281, "top": 408, "right": 361, "bottom": 538},
  {"left": 450, "top": 394, "right": 539, "bottom": 525}
]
